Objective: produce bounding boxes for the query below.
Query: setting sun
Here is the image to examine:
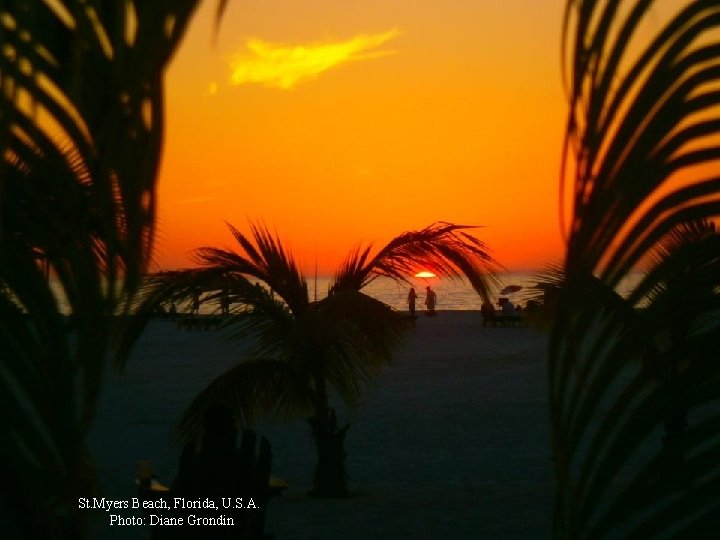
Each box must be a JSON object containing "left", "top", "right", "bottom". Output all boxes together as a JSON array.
[{"left": 414, "top": 271, "right": 437, "bottom": 278}]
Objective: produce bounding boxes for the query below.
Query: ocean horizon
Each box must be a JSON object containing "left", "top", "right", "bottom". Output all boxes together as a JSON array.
[
  {"left": 315, "top": 272, "right": 541, "bottom": 311},
  {"left": 49, "top": 271, "right": 644, "bottom": 314}
]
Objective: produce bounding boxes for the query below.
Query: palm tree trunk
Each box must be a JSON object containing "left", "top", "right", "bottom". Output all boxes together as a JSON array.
[{"left": 308, "top": 375, "right": 349, "bottom": 497}]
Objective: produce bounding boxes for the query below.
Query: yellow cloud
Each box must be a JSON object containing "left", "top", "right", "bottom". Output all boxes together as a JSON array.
[{"left": 229, "top": 28, "right": 399, "bottom": 89}]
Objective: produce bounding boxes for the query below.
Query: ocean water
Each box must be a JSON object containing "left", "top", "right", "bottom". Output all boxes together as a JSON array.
[{"left": 44, "top": 272, "right": 539, "bottom": 314}]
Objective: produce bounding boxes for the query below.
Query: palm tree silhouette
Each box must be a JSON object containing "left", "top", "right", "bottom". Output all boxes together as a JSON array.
[{"left": 135, "top": 221, "right": 500, "bottom": 497}]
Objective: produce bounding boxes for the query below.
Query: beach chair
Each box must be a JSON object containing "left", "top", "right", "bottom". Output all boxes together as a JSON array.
[
  {"left": 481, "top": 304, "right": 497, "bottom": 327},
  {"left": 500, "top": 314, "right": 523, "bottom": 327},
  {"left": 138, "top": 429, "right": 275, "bottom": 539},
  {"left": 176, "top": 315, "right": 224, "bottom": 331}
]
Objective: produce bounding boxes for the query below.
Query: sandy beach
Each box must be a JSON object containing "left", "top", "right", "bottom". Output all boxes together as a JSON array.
[{"left": 88, "top": 311, "right": 553, "bottom": 539}]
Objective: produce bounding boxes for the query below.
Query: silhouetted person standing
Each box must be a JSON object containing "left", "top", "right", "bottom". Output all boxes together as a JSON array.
[
  {"left": 220, "top": 287, "right": 230, "bottom": 315},
  {"left": 425, "top": 286, "right": 437, "bottom": 316},
  {"left": 408, "top": 287, "right": 417, "bottom": 316},
  {"left": 190, "top": 290, "right": 201, "bottom": 315}
]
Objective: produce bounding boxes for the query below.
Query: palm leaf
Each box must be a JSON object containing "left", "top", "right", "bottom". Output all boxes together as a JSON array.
[
  {"left": 331, "top": 221, "right": 501, "bottom": 300},
  {"left": 0, "top": 2, "right": 210, "bottom": 537},
  {"left": 175, "top": 358, "right": 314, "bottom": 447},
  {"left": 554, "top": 1, "right": 720, "bottom": 537},
  {"left": 195, "top": 222, "right": 310, "bottom": 314},
  {"left": 299, "top": 290, "right": 411, "bottom": 409}
]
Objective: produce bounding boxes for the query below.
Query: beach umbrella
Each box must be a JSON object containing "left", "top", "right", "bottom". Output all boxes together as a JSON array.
[{"left": 500, "top": 284, "right": 522, "bottom": 295}]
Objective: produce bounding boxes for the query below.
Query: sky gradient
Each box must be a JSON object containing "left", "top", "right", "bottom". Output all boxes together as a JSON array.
[{"left": 155, "top": 0, "right": 569, "bottom": 274}]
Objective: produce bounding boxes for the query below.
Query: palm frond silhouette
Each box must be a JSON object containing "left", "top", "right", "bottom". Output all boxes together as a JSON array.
[
  {"left": 0, "top": 2, "right": 213, "bottom": 537},
  {"left": 552, "top": 1, "right": 720, "bottom": 537}
]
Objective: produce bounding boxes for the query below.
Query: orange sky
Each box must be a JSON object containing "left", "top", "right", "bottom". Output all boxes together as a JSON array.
[{"left": 154, "top": 0, "right": 569, "bottom": 274}]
